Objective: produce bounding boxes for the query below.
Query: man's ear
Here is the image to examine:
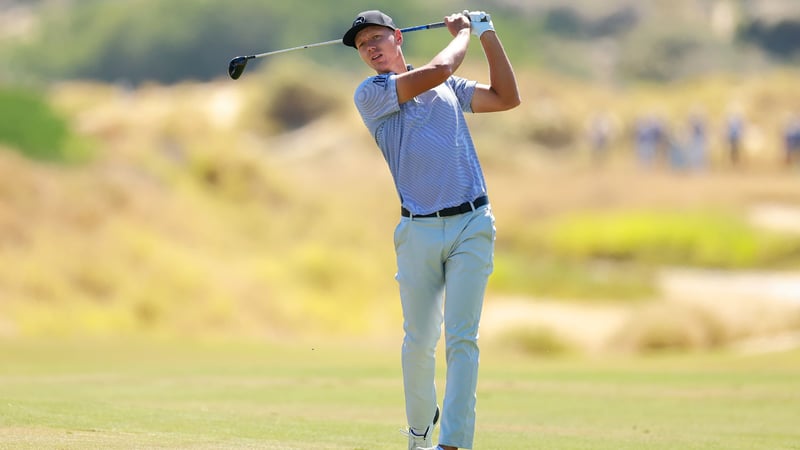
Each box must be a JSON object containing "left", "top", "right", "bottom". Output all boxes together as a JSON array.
[{"left": 395, "top": 29, "right": 403, "bottom": 45}]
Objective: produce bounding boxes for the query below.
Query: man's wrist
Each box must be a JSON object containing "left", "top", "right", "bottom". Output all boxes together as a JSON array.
[
  {"left": 466, "top": 10, "right": 494, "bottom": 37},
  {"left": 477, "top": 29, "right": 496, "bottom": 39}
]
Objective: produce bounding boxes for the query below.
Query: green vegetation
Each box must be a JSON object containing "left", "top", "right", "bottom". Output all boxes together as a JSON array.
[
  {"left": 0, "top": 0, "right": 541, "bottom": 85},
  {"left": 0, "top": 338, "right": 798, "bottom": 449},
  {"left": 544, "top": 211, "right": 800, "bottom": 269},
  {"left": 0, "top": 87, "right": 89, "bottom": 162},
  {"left": 2, "top": 1, "right": 797, "bottom": 85}
]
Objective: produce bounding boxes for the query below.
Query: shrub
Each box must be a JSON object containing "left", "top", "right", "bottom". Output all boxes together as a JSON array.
[
  {"left": 0, "top": 87, "right": 71, "bottom": 161},
  {"left": 545, "top": 211, "right": 800, "bottom": 269},
  {"left": 240, "top": 58, "right": 350, "bottom": 134},
  {"left": 496, "top": 325, "right": 574, "bottom": 356},
  {"left": 267, "top": 82, "right": 340, "bottom": 131},
  {"left": 612, "top": 302, "right": 730, "bottom": 353}
]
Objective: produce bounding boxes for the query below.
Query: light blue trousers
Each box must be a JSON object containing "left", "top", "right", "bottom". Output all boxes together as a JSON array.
[{"left": 394, "top": 205, "right": 495, "bottom": 450}]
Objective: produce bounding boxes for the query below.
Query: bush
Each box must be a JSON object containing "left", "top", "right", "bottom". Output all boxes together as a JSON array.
[
  {"left": 0, "top": 87, "right": 71, "bottom": 161},
  {"left": 738, "top": 19, "right": 800, "bottom": 60},
  {"left": 496, "top": 325, "right": 574, "bottom": 356},
  {"left": 544, "top": 211, "right": 800, "bottom": 269},
  {"left": 612, "top": 302, "right": 730, "bottom": 353},
  {"left": 246, "top": 58, "right": 350, "bottom": 133},
  {"left": 267, "top": 82, "right": 340, "bottom": 131}
]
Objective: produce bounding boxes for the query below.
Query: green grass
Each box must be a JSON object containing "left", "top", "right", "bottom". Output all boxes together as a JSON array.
[
  {"left": 1, "top": 338, "right": 798, "bottom": 449},
  {"left": 544, "top": 211, "right": 800, "bottom": 269}
]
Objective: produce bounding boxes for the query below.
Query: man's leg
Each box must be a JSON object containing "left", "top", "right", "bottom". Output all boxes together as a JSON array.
[
  {"left": 439, "top": 207, "right": 495, "bottom": 449},
  {"left": 395, "top": 218, "right": 446, "bottom": 433}
]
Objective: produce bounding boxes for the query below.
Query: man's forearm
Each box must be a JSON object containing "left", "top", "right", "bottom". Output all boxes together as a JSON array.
[
  {"left": 430, "top": 28, "right": 471, "bottom": 75},
  {"left": 395, "top": 28, "right": 471, "bottom": 104},
  {"left": 480, "top": 31, "right": 520, "bottom": 107}
]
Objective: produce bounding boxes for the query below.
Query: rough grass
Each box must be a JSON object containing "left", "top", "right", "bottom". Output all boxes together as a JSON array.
[
  {"left": 0, "top": 338, "right": 798, "bottom": 449},
  {"left": 542, "top": 210, "right": 800, "bottom": 268},
  {"left": 3, "top": 64, "right": 800, "bottom": 342}
]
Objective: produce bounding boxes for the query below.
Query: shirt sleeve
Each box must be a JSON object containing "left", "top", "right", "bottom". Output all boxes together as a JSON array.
[
  {"left": 354, "top": 74, "right": 400, "bottom": 126},
  {"left": 447, "top": 75, "right": 478, "bottom": 114}
]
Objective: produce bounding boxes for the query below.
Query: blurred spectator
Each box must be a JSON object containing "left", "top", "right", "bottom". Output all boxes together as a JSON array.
[
  {"left": 588, "top": 113, "right": 613, "bottom": 165},
  {"left": 667, "top": 132, "right": 687, "bottom": 170},
  {"left": 687, "top": 111, "right": 708, "bottom": 170},
  {"left": 784, "top": 113, "right": 800, "bottom": 167},
  {"left": 725, "top": 112, "right": 745, "bottom": 166},
  {"left": 635, "top": 114, "right": 666, "bottom": 168}
]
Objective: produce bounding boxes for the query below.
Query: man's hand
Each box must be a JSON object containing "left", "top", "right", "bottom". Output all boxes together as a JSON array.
[
  {"left": 444, "top": 11, "right": 471, "bottom": 37},
  {"left": 463, "top": 10, "right": 494, "bottom": 38}
]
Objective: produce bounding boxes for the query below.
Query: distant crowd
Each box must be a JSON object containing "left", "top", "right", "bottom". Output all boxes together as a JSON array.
[{"left": 586, "top": 111, "right": 800, "bottom": 170}]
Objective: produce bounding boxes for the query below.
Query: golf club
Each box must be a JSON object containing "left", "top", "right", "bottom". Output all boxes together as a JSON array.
[{"left": 228, "top": 21, "right": 446, "bottom": 80}]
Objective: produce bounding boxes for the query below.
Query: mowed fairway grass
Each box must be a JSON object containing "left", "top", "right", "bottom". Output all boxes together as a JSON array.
[{"left": 1, "top": 338, "right": 798, "bottom": 449}]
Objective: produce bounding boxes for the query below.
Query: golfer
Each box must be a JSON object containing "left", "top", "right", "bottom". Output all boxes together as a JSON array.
[{"left": 343, "top": 10, "right": 520, "bottom": 450}]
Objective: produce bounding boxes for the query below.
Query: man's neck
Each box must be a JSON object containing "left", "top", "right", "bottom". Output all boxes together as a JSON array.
[{"left": 378, "top": 63, "right": 410, "bottom": 75}]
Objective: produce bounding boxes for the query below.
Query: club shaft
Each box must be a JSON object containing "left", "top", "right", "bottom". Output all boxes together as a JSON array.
[
  {"left": 250, "top": 38, "right": 342, "bottom": 59},
  {"left": 400, "top": 21, "right": 447, "bottom": 33},
  {"left": 249, "top": 21, "right": 446, "bottom": 59}
]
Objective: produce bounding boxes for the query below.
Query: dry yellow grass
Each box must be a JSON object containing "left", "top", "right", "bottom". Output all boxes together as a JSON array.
[{"left": 1, "top": 63, "right": 799, "bottom": 350}]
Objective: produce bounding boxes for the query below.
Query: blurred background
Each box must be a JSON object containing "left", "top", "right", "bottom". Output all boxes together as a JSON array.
[{"left": 1, "top": 0, "right": 800, "bottom": 356}]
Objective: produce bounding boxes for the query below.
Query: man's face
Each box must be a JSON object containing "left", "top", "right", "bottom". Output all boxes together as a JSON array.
[{"left": 354, "top": 25, "right": 402, "bottom": 73}]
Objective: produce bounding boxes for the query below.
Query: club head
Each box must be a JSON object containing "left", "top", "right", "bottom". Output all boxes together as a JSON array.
[{"left": 228, "top": 56, "right": 250, "bottom": 80}]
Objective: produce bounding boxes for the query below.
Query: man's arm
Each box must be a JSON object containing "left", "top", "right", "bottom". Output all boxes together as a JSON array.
[
  {"left": 395, "top": 13, "right": 471, "bottom": 104},
  {"left": 470, "top": 29, "right": 521, "bottom": 113}
]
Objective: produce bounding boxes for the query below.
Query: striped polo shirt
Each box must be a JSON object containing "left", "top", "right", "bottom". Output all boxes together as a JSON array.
[{"left": 354, "top": 69, "right": 488, "bottom": 216}]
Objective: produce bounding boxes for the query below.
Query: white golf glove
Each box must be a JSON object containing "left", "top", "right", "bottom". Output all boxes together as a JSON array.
[{"left": 463, "top": 10, "right": 494, "bottom": 38}]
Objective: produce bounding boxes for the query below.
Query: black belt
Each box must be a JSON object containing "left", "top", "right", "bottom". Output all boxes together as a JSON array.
[{"left": 401, "top": 196, "right": 488, "bottom": 218}]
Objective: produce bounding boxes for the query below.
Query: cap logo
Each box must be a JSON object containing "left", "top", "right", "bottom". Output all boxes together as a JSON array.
[{"left": 353, "top": 16, "right": 366, "bottom": 27}]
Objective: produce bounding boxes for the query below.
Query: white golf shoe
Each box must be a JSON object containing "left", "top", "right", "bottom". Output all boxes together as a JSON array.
[
  {"left": 401, "top": 406, "right": 440, "bottom": 450},
  {"left": 405, "top": 428, "right": 432, "bottom": 450}
]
